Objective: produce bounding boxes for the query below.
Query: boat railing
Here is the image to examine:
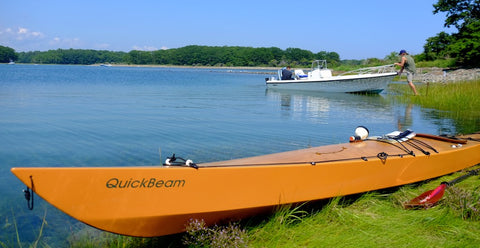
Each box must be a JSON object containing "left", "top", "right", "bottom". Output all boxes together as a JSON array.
[
  {"left": 338, "top": 64, "right": 395, "bottom": 76},
  {"left": 312, "top": 60, "right": 328, "bottom": 70}
]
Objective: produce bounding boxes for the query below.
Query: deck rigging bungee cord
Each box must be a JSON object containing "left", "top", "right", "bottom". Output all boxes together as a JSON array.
[
  {"left": 350, "top": 127, "right": 440, "bottom": 157},
  {"left": 160, "top": 128, "right": 475, "bottom": 169}
]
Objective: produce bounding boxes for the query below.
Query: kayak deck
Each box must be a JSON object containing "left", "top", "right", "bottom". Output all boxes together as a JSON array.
[{"left": 202, "top": 134, "right": 475, "bottom": 167}]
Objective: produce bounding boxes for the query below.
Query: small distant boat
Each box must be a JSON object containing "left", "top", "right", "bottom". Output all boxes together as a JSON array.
[
  {"left": 100, "top": 63, "right": 112, "bottom": 67},
  {"left": 265, "top": 60, "right": 397, "bottom": 94},
  {"left": 8, "top": 59, "right": 15, "bottom": 65},
  {"left": 10, "top": 130, "right": 480, "bottom": 237}
]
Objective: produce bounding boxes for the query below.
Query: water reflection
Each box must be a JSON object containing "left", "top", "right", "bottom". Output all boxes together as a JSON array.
[
  {"left": 420, "top": 108, "right": 458, "bottom": 134},
  {"left": 272, "top": 90, "right": 330, "bottom": 123},
  {"left": 265, "top": 88, "right": 472, "bottom": 138},
  {"left": 397, "top": 103, "right": 413, "bottom": 130},
  {"left": 265, "top": 89, "right": 394, "bottom": 125}
]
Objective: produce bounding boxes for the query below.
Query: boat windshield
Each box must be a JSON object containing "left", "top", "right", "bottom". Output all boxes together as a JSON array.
[{"left": 311, "top": 60, "right": 328, "bottom": 70}]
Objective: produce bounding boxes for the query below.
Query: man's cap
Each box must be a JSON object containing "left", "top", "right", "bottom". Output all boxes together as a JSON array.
[{"left": 399, "top": 49, "right": 407, "bottom": 55}]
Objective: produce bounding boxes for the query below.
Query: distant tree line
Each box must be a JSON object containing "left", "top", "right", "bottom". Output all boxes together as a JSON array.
[
  {"left": 126, "top": 46, "right": 341, "bottom": 67},
  {"left": 15, "top": 49, "right": 127, "bottom": 65},
  {"left": 4, "top": 46, "right": 341, "bottom": 67}
]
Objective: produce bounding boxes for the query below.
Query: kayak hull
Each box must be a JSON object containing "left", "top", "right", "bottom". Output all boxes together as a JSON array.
[{"left": 11, "top": 133, "right": 480, "bottom": 237}]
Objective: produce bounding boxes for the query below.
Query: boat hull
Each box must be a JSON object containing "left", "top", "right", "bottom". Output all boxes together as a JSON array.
[
  {"left": 11, "top": 133, "right": 480, "bottom": 237},
  {"left": 266, "top": 73, "right": 396, "bottom": 93}
]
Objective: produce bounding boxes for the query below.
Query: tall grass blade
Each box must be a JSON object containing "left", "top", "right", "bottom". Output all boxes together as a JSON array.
[{"left": 32, "top": 210, "right": 48, "bottom": 248}]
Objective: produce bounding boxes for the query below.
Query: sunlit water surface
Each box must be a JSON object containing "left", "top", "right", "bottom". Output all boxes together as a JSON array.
[{"left": 0, "top": 64, "right": 459, "bottom": 246}]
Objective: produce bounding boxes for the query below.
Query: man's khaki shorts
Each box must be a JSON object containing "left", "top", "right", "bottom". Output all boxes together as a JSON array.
[{"left": 406, "top": 71, "right": 414, "bottom": 82}]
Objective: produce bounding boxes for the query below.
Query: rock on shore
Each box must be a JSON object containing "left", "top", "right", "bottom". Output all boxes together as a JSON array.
[{"left": 414, "top": 68, "right": 480, "bottom": 83}]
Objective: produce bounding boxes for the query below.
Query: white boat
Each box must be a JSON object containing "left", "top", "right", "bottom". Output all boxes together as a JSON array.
[{"left": 265, "top": 60, "right": 397, "bottom": 94}]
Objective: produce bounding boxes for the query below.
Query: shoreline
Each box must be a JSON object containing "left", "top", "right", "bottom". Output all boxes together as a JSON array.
[
  {"left": 6, "top": 63, "right": 480, "bottom": 82},
  {"left": 95, "top": 63, "right": 280, "bottom": 71},
  {"left": 101, "top": 64, "right": 480, "bottom": 82}
]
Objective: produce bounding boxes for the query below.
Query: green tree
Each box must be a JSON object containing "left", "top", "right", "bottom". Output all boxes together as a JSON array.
[
  {"left": 17, "top": 49, "right": 126, "bottom": 64},
  {"left": 313, "top": 51, "right": 340, "bottom": 67},
  {"left": 423, "top": 31, "right": 453, "bottom": 60},
  {"left": 0, "top": 45, "right": 17, "bottom": 63},
  {"left": 433, "top": 0, "right": 480, "bottom": 29},
  {"left": 285, "top": 48, "right": 314, "bottom": 66},
  {"left": 431, "top": 0, "right": 480, "bottom": 66},
  {"left": 325, "top": 52, "right": 340, "bottom": 67},
  {"left": 13, "top": 46, "right": 345, "bottom": 67},
  {"left": 448, "top": 20, "right": 480, "bottom": 67},
  {"left": 364, "top": 58, "right": 382, "bottom": 66},
  {"left": 384, "top": 52, "right": 399, "bottom": 63},
  {"left": 126, "top": 50, "right": 153, "bottom": 64}
]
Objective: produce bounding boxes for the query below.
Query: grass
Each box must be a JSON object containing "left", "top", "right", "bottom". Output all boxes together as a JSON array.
[
  {"left": 389, "top": 80, "right": 480, "bottom": 111},
  {"left": 1, "top": 209, "right": 48, "bottom": 248},
  {"left": 248, "top": 168, "right": 480, "bottom": 248},
  {"left": 415, "top": 58, "right": 457, "bottom": 68},
  {"left": 388, "top": 79, "right": 480, "bottom": 134}
]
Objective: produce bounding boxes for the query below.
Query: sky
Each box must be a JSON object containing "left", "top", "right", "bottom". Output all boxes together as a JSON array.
[{"left": 0, "top": 0, "right": 454, "bottom": 60}]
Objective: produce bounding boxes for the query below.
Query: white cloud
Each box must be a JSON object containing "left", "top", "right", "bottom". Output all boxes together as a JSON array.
[
  {"left": 17, "top": 28, "right": 27, "bottom": 34},
  {"left": 13, "top": 27, "right": 45, "bottom": 40},
  {"left": 131, "top": 45, "right": 169, "bottom": 51},
  {"left": 95, "top": 43, "right": 111, "bottom": 50},
  {"left": 0, "top": 26, "right": 46, "bottom": 50},
  {"left": 0, "top": 27, "right": 45, "bottom": 47},
  {"left": 132, "top": 45, "right": 158, "bottom": 51},
  {"left": 0, "top": 26, "right": 88, "bottom": 51},
  {"left": 49, "top": 37, "right": 82, "bottom": 48},
  {"left": 31, "top": 31, "right": 43, "bottom": 37},
  {"left": 1, "top": 26, "right": 136, "bottom": 52}
]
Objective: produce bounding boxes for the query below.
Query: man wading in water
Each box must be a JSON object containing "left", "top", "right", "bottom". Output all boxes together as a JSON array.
[{"left": 395, "top": 50, "right": 418, "bottom": 96}]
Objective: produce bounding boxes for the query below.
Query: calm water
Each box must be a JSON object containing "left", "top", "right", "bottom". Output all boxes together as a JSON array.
[{"left": 0, "top": 64, "right": 459, "bottom": 245}]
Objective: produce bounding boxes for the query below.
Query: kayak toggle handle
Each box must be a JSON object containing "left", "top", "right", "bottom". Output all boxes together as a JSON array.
[
  {"left": 164, "top": 153, "right": 198, "bottom": 169},
  {"left": 23, "top": 176, "right": 34, "bottom": 210}
]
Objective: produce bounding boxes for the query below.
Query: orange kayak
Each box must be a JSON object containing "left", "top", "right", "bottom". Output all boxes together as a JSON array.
[{"left": 11, "top": 132, "right": 480, "bottom": 237}]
